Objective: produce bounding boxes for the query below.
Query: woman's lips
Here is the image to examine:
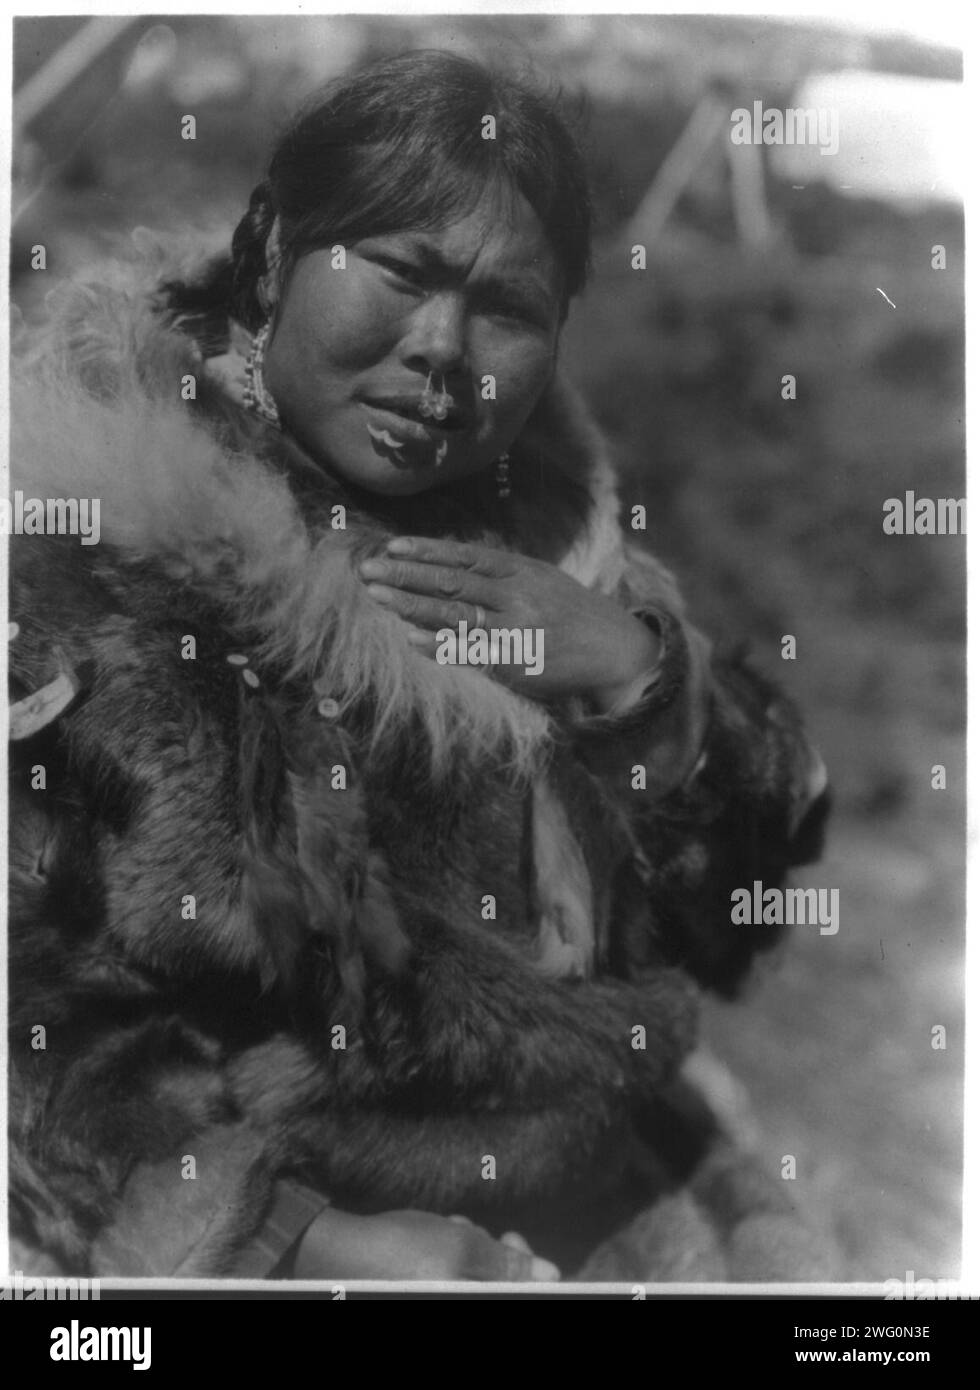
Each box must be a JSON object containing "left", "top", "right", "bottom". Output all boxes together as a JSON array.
[
  {"left": 359, "top": 401, "right": 464, "bottom": 467},
  {"left": 360, "top": 401, "right": 465, "bottom": 444}
]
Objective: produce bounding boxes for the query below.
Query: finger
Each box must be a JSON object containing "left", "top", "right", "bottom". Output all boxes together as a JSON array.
[
  {"left": 405, "top": 627, "right": 439, "bottom": 657},
  {"left": 364, "top": 585, "right": 486, "bottom": 634},
  {"left": 498, "top": 1234, "right": 561, "bottom": 1281},
  {"left": 385, "top": 535, "right": 508, "bottom": 576},
  {"left": 459, "top": 1229, "right": 539, "bottom": 1282},
  {"left": 405, "top": 625, "right": 504, "bottom": 682},
  {"left": 359, "top": 557, "right": 495, "bottom": 606}
]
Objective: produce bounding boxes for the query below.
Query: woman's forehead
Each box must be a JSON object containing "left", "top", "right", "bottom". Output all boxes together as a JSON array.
[{"left": 365, "top": 194, "right": 561, "bottom": 291}]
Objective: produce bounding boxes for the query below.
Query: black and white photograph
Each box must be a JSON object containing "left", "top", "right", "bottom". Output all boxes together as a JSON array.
[{"left": 2, "top": 3, "right": 970, "bottom": 1318}]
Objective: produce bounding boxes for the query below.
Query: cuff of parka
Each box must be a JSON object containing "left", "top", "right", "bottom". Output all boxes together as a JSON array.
[
  {"left": 225, "top": 1180, "right": 332, "bottom": 1278},
  {"left": 567, "top": 608, "right": 714, "bottom": 798},
  {"left": 89, "top": 1121, "right": 281, "bottom": 1279}
]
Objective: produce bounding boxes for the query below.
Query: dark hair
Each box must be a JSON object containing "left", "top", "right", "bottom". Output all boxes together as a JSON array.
[{"left": 164, "top": 50, "right": 592, "bottom": 338}]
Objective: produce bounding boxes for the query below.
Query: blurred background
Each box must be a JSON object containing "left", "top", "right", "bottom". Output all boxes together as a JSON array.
[{"left": 10, "top": 12, "right": 965, "bottom": 1282}]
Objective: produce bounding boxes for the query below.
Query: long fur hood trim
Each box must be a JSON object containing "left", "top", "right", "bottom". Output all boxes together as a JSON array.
[{"left": 9, "top": 233, "right": 648, "bottom": 783}]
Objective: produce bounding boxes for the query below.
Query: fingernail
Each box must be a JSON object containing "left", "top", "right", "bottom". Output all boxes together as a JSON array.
[
  {"left": 365, "top": 584, "right": 394, "bottom": 603},
  {"left": 407, "top": 629, "right": 430, "bottom": 645},
  {"left": 530, "top": 1257, "right": 560, "bottom": 1282},
  {"left": 360, "top": 559, "right": 387, "bottom": 580},
  {"left": 387, "top": 537, "right": 413, "bottom": 554}
]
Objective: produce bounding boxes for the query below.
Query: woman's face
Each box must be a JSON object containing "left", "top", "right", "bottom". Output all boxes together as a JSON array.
[{"left": 261, "top": 186, "right": 563, "bottom": 495}]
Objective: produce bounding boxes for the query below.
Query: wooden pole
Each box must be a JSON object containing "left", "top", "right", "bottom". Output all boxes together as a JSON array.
[
  {"left": 14, "top": 17, "right": 140, "bottom": 129},
  {"left": 727, "top": 136, "right": 776, "bottom": 248},
  {"left": 625, "top": 90, "right": 730, "bottom": 250}
]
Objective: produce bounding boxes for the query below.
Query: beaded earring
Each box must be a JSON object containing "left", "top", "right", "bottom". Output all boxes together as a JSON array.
[
  {"left": 243, "top": 322, "right": 282, "bottom": 429},
  {"left": 495, "top": 453, "right": 511, "bottom": 499}
]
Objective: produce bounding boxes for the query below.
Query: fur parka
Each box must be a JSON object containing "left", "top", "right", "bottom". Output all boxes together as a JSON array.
[{"left": 6, "top": 234, "right": 829, "bottom": 1280}]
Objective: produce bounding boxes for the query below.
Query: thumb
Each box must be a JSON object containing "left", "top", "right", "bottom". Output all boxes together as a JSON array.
[{"left": 460, "top": 1226, "right": 560, "bottom": 1282}]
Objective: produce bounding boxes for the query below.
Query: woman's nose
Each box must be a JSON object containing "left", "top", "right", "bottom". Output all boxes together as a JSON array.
[{"left": 400, "top": 292, "right": 468, "bottom": 376}]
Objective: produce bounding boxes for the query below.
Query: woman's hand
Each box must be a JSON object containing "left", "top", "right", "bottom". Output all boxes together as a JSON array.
[
  {"left": 359, "top": 536, "right": 660, "bottom": 707},
  {"left": 290, "top": 1207, "right": 560, "bottom": 1282}
]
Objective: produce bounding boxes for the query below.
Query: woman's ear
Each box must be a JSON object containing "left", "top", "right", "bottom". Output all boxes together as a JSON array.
[{"left": 258, "top": 217, "right": 284, "bottom": 318}]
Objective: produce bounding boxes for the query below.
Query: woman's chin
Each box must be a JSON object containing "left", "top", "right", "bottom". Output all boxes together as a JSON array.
[
  {"left": 316, "top": 435, "right": 480, "bottom": 496},
  {"left": 356, "top": 448, "right": 446, "bottom": 495},
  {"left": 295, "top": 432, "right": 434, "bottom": 495}
]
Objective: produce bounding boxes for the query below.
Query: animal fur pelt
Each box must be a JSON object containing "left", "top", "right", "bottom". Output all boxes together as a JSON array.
[{"left": 6, "top": 232, "right": 830, "bottom": 1278}]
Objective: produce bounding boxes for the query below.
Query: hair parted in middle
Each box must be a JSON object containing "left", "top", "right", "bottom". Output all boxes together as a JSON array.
[{"left": 226, "top": 48, "right": 594, "bottom": 331}]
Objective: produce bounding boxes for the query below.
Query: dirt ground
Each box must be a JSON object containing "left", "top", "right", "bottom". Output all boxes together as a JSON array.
[{"left": 705, "top": 794, "right": 964, "bottom": 1281}]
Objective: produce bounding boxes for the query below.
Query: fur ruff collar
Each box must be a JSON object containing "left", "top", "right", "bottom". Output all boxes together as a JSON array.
[{"left": 10, "top": 230, "right": 631, "bottom": 782}]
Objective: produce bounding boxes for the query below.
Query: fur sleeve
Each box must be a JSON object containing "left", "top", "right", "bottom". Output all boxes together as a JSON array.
[
  {"left": 565, "top": 539, "right": 715, "bottom": 796},
  {"left": 562, "top": 533, "right": 830, "bottom": 996}
]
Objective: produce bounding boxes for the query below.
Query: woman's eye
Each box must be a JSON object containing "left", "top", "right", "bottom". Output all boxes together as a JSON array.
[
  {"left": 487, "top": 299, "right": 549, "bottom": 330},
  {"left": 377, "top": 256, "right": 423, "bottom": 284}
]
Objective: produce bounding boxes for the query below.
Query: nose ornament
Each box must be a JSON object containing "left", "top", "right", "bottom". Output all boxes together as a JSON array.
[{"left": 418, "top": 372, "right": 452, "bottom": 421}]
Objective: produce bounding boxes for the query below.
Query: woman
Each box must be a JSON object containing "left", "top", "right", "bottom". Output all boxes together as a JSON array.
[{"left": 8, "top": 50, "right": 829, "bottom": 1281}]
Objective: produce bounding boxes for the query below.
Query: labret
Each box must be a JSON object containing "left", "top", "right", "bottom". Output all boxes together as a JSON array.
[
  {"left": 418, "top": 371, "right": 452, "bottom": 466},
  {"left": 365, "top": 372, "right": 452, "bottom": 466}
]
